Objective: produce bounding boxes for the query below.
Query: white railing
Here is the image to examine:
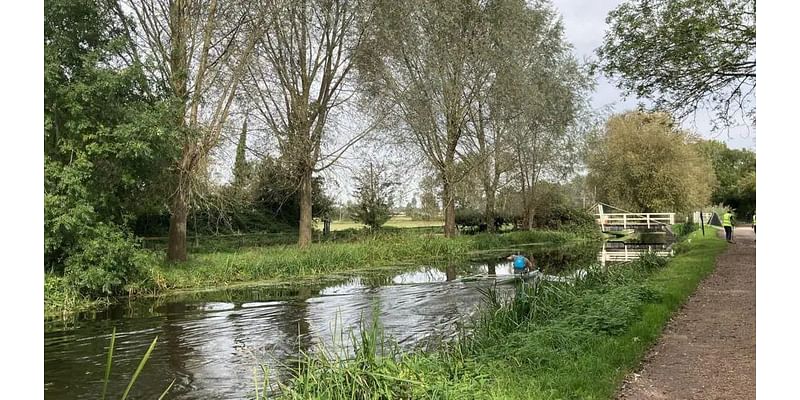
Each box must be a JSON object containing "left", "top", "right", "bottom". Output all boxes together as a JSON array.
[
  {"left": 594, "top": 212, "right": 675, "bottom": 229},
  {"left": 598, "top": 245, "right": 673, "bottom": 266}
]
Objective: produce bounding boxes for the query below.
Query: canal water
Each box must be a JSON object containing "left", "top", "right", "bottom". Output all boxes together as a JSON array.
[{"left": 44, "top": 240, "right": 634, "bottom": 399}]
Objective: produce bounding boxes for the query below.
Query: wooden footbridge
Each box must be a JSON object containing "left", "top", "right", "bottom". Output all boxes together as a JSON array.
[{"left": 591, "top": 203, "right": 675, "bottom": 232}]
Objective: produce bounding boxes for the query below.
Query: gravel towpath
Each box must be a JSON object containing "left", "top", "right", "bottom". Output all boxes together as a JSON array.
[{"left": 616, "top": 227, "right": 756, "bottom": 400}]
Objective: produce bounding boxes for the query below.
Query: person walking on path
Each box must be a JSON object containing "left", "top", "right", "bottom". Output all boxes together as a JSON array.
[
  {"left": 752, "top": 213, "right": 756, "bottom": 234},
  {"left": 722, "top": 211, "right": 735, "bottom": 243}
]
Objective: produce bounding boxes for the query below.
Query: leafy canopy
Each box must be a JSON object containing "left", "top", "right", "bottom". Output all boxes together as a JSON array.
[
  {"left": 587, "top": 111, "right": 715, "bottom": 213},
  {"left": 595, "top": 0, "right": 755, "bottom": 129}
]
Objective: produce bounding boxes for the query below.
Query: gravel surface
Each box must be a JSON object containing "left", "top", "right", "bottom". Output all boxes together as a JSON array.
[{"left": 617, "top": 227, "right": 756, "bottom": 400}]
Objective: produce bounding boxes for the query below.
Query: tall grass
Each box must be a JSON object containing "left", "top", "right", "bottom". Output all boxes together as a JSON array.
[
  {"left": 146, "top": 229, "right": 588, "bottom": 291},
  {"left": 270, "top": 229, "right": 725, "bottom": 399},
  {"left": 99, "top": 328, "right": 175, "bottom": 400}
]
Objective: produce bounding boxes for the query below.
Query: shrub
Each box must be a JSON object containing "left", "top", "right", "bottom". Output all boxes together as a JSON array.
[
  {"left": 455, "top": 208, "right": 485, "bottom": 232},
  {"left": 63, "top": 224, "right": 145, "bottom": 297},
  {"left": 533, "top": 205, "right": 597, "bottom": 235}
]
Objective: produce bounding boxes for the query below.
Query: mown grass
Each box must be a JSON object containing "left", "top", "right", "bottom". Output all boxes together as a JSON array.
[
  {"left": 330, "top": 216, "right": 445, "bottom": 231},
  {"left": 268, "top": 228, "right": 726, "bottom": 399},
  {"left": 147, "top": 229, "right": 585, "bottom": 291}
]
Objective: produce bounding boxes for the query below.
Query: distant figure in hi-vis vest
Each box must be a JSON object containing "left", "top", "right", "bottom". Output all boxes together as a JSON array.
[
  {"left": 752, "top": 213, "right": 756, "bottom": 234},
  {"left": 722, "top": 211, "right": 735, "bottom": 243}
]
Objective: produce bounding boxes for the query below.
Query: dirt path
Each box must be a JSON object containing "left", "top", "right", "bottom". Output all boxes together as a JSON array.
[{"left": 617, "top": 227, "right": 756, "bottom": 400}]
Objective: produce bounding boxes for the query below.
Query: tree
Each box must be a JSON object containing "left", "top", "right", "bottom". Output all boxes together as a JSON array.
[
  {"left": 44, "top": 0, "right": 175, "bottom": 293},
  {"left": 587, "top": 111, "right": 715, "bottom": 213},
  {"left": 695, "top": 140, "right": 756, "bottom": 217},
  {"left": 245, "top": 0, "right": 376, "bottom": 247},
  {"left": 418, "top": 174, "right": 441, "bottom": 220},
  {"left": 348, "top": 161, "right": 399, "bottom": 230},
  {"left": 232, "top": 118, "right": 252, "bottom": 189},
  {"left": 250, "top": 157, "right": 334, "bottom": 226},
  {"left": 114, "top": 0, "right": 265, "bottom": 261},
  {"left": 355, "top": 0, "right": 490, "bottom": 238},
  {"left": 595, "top": 0, "right": 756, "bottom": 129}
]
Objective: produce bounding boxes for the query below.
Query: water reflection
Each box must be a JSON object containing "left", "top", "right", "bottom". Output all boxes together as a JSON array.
[{"left": 44, "top": 241, "right": 604, "bottom": 399}]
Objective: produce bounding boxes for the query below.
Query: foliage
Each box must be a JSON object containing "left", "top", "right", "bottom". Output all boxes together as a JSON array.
[
  {"left": 455, "top": 208, "right": 486, "bottom": 231},
  {"left": 414, "top": 175, "right": 441, "bottom": 221},
  {"left": 44, "top": 0, "right": 175, "bottom": 299},
  {"left": 348, "top": 161, "right": 399, "bottom": 230},
  {"left": 587, "top": 111, "right": 716, "bottom": 213},
  {"left": 232, "top": 119, "right": 252, "bottom": 189},
  {"left": 595, "top": 0, "right": 756, "bottom": 128},
  {"left": 63, "top": 224, "right": 147, "bottom": 297},
  {"left": 250, "top": 157, "right": 334, "bottom": 225},
  {"left": 149, "top": 230, "right": 581, "bottom": 291},
  {"left": 673, "top": 222, "right": 699, "bottom": 239},
  {"left": 533, "top": 204, "right": 598, "bottom": 235},
  {"left": 695, "top": 140, "right": 756, "bottom": 218}
]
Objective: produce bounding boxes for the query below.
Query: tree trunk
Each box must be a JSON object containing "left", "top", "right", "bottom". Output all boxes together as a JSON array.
[
  {"left": 442, "top": 179, "right": 457, "bottom": 238},
  {"left": 298, "top": 168, "right": 314, "bottom": 247},
  {"left": 526, "top": 208, "right": 535, "bottom": 230},
  {"left": 484, "top": 190, "right": 496, "bottom": 232},
  {"left": 167, "top": 184, "right": 189, "bottom": 262}
]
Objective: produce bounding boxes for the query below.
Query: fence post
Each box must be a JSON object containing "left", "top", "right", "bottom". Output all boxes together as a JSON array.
[{"left": 646, "top": 213, "right": 651, "bottom": 229}]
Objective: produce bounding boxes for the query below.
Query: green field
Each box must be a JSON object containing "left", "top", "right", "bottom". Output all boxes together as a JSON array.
[{"left": 329, "top": 216, "right": 444, "bottom": 231}]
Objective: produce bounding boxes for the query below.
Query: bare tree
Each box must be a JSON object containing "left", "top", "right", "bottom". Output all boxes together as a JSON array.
[
  {"left": 244, "top": 0, "right": 376, "bottom": 247},
  {"left": 114, "top": 0, "right": 265, "bottom": 261},
  {"left": 355, "top": 0, "right": 491, "bottom": 238}
]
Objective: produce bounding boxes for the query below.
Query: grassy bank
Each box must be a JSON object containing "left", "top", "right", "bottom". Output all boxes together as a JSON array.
[
  {"left": 271, "top": 228, "right": 726, "bottom": 399},
  {"left": 45, "top": 228, "right": 593, "bottom": 318},
  {"left": 147, "top": 229, "right": 585, "bottom": 291},
  {"left": 44, "top": 275, "right": 112, "bottom": 319}
]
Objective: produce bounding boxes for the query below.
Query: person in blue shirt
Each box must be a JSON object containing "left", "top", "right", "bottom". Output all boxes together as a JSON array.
[{"left": 507, "top": 254, "right": 536, "bottom": 274}]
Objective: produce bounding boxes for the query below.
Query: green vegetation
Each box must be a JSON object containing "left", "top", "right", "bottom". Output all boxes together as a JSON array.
[
  {"left": 100, "top": 328, "right": 174, "bottom": 400},
  {"left": 347, "top": 161, "right": 400, "bottom": 230},
  {"left": 45, "top": 228, "right": 596, "bottom": 318},
  {"left": 587, "top": 111, "right": 715, "bottom": 213},
  {"left": 595, "top": 0, "right": 755, "bottom": 128},
  {"left": 270, "top": 229, "right": 726, "bottom": 399},
  {"left": 149, "top": 230, "right": 586, "bottom": 291},
  {"left": 331, "top": 216, "right": 443, "bottom": 231},
  {"left": 695, "top": 140, "right": 757, "bottom": 219}
]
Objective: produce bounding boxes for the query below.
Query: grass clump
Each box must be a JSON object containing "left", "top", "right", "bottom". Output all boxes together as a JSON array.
[{"left": 273, "top": 229, "right": 725, "bottom": 399}]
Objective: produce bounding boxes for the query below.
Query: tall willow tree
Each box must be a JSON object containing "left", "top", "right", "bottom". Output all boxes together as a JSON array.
[
  {"left": 114, "top": 0, "right": 265, "bottom": 261},
  {"left": 245, "top": 0, "right": 376, "bottom": 247},
  {"left": 355, "top": 0, "right": 490, "bottom": 237},
  {"left": 587, "top": 111, "right": 715, "bottom": 212},
  {"left": 467, "top": 0, "right": 589, "bottom": 230}
]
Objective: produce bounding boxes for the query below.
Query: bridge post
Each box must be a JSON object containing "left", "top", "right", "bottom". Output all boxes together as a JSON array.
[
  {"left": 623, "top": 214, "right": 627, "bottom": 229},
  {"left": 598, "top": 204, "right": 605, "bottom": 232},
  {"left": 646, "top": 213, "right": 651, "bottom": 229}
]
